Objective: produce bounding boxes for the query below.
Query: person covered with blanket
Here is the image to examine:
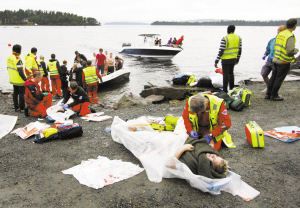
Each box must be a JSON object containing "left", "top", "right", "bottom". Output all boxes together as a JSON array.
[
  {"left": 60, "top": 81, "right": 95, "bottom": 116},
  {"left": 174, "top": 137, "right": 228, "bottom": 179},
  {"left": 182, "top": 93, "right": 233, "bottom": 151}
]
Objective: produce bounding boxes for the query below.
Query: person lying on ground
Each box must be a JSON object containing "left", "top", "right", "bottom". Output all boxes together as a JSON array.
[
  {"left": 60, "top": 81, "right": 95, "bottom": 116},
  {"left": 24, "top": 71, "right": 52, "bottom": 117},
  {"left": 173, "top": 137, "right": 228, "bottom": 179}
]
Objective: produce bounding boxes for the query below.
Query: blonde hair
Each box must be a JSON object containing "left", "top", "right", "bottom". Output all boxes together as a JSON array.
[{"left": 215, "top": 159, "right": 228, "bottom": 175}]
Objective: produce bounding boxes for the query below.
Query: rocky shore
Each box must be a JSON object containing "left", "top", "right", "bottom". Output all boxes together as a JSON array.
[{"left": 1, "top": 80, "right": 300, "bottom": 207}]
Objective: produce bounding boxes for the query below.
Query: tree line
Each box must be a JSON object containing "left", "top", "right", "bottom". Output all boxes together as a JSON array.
[
  {"left": 0, "top": 9, "right": 100, "bottom": 26},
  {"left": 151, "top": 19, "right": 300, "bottom": 26}
]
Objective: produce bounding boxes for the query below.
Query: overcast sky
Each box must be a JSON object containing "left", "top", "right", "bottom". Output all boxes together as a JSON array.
[{"left": 2, "top": 0, "right": 300, "bottom": 24}]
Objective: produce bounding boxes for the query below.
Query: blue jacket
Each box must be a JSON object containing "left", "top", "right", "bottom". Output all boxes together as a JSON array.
[{"left": 264, "top": 38, "right": 275, "bottom": 62}]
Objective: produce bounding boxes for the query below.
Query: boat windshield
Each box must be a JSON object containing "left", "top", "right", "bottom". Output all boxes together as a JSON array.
[{"left": 139, "top": 34, "right": 160, "bottom": 46}]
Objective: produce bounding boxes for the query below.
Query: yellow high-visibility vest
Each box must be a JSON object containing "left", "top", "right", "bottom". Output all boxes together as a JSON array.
[
  {"left": 7, "top": 53, "right": 25, "bottom": 86},
  {"left": 83, "top": 66, "right": 98, "bottom": 84},
  {"left": 274, "top": 30, "right": 297, "bottom": 63},
  {"left": 221, "top": 33, "right": 240, "bottom": 60},
  {"left": 47, "top": 61, "right": 59, "bottom": 76}
]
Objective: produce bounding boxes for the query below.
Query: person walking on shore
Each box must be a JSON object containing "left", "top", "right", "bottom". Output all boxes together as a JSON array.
[
  {"left": 47, "top": 54, "right": 62, "bottom": 98},
  {"left": 214, "top": 25, "right": 242, "bottom": 93},
  {"left": 82, "top": 60, "right": 103, "bottom": 105},
  {"left": 265, "top": 18, "right": 299, "bottom": 101},
  {"left": 24, "top": 71, "right": 52, "bottom": 117},
  {"left": 25, "top": 47, "right": 39, "bottom": 79},
  {"left": 7, "top": 44, "right": 27, "bottom": 112},
  {"left": 38, "top": 55, "right": 50, "bottom": 93},
  {"left": 260, "top": 25, "right": 286, "bottom": 92}
]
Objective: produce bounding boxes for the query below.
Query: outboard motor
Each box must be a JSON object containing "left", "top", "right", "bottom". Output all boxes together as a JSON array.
[{"left": 122, "top": 43, "right": 131, "bottom": 47}]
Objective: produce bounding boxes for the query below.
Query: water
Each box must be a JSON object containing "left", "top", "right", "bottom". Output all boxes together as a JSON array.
[{"left": 1, "top": 25, "right": 299, "bottom": 101}]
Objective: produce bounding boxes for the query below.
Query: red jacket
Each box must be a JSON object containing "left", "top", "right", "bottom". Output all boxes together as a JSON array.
[
  {"left": 182, "top": 99, "right": 231, "bottom": 138},
  {"left": 24, "top": 79, "right": 44, "bottom": 106}
]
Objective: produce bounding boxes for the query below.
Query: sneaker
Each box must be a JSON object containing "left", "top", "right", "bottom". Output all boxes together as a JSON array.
[
  {"left": 261, "top": 88, "right": 267, "bottom": 92},
  {"left": 271, "top": 96, "right": 284, "bottom": 101},
  {"left": 264, "top": 95, "right": 271, "bottom": 99},
  {"left": 89, "top": 107, "right": 96, "bottom": 113},
  {"left": 24, "top": 107, "right": 30, "bottom": 117}
]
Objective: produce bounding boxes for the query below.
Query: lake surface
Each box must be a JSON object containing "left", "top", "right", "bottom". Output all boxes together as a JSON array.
[{"left": 1, "top": 25, "right": 299, "bottom": 101}]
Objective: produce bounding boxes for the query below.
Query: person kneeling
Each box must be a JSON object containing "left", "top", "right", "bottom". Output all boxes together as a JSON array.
[
  {"left": 24, "top": 71, "right": 53, "bottom": 117},
  {"left": 60, "top": 81, "right": 95, "bottom": 116}
]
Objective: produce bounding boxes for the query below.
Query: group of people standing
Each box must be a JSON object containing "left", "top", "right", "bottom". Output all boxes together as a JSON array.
[
  {"left": 214, "top": 18, "right": 298, "bottom": 102},
  {"left": 6, "top": 46, "right": 125, "bottom": 118}
]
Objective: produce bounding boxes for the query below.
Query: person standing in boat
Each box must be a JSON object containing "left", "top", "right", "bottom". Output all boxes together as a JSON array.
[
  {"left": 115, "top": 56, "right": 124, "bottom": 71},
  {"left": 96, "top": 48, "right": 106, "bottom": 75},
  {"left": 107, "top": 53, "right": 115, "bottom": 74},
  {"left": 154, "top": 37, "right": 159, "bottom": 46}
]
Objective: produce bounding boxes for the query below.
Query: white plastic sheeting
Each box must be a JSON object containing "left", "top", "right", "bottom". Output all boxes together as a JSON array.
[
  {"left": 62, "top": 156, "right": 144, "bottom": 189},
  {"left": 0, "top": 114, "right": 18, "bottom": 139},
  {"left": 111, "top": 116, "right": 260, "bottom": 201},
  {"left": 210, "top": 71, "right": 223, "bottom": 88},
  {"left": 46, "top": 99, "right": 75, "bottom": 122}
]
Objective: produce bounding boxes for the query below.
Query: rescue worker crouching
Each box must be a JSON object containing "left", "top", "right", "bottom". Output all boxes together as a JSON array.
[
  {"left": 24, "top": 71, "right": 53, "bottom": 117},
  {"left": 60, "top": 81, "right": 96, "bottom": 116},
  {"left": 182, "top": 93, "right": 234, "bottom": 151},
  {"left": 47, "top": 54, "right": 62, "bottom": 98},
  {"left": 38, "top": 55, "right": 50, "bottom": 93},
  {"left": 82, "top": 60, "right": 103, "bottom": 106},
  {"left": 25, "top": 47, "right": 39, "bottom": 79}
]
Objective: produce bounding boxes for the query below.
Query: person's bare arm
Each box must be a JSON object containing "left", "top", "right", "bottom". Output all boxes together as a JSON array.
[{"left": 174, "top": 144, "right": 194, "bottom": 159}]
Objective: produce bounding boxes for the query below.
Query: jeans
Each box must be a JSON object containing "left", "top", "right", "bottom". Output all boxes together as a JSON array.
[
  {"left": 266, "top": 63, "right": 290, "bottom": 98},
  {"left": 97, "top": 65, "right": 104, "bottom": 75},
  {"left": 13, "top": 85, "right": 25, "bottom": 110},
  {"left": 222, "top": 64, "right": 235, "bottom": 93}
]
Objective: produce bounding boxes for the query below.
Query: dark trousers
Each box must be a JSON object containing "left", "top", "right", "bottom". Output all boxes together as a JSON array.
[
  {"left": 266, "top": 63, "right": 290, "bottom": 98},
  {"left": 13, "top": 85, "right": 25, "bottom": 110},
  {"left": 222, "top": 64, "right": 235, "bottom": 93}
]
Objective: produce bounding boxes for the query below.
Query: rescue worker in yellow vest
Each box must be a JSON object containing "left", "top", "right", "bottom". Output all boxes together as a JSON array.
[
  {"left": 82, "top": 60, "right": 103, "bottom": 105},
  {"left": 47, "top": 54, "right": 62, "bottom": 98},
  {"left": 7, "top": 44, "right": 27, "bottom": 112},
  {"left": 182, "top": 93, "right": 235, "bottom": 151},
  {"left": 265, "top": 18, "right": 299, "bottom": 101},
  {"left": 25, "top": 47, "right": 39, "bottom": 79},
  {"left": 214, "top": 25, "right": 242, "bottom": 93},
  {"left": 38, "top": 55, "right": 50, "bottom": 93}
]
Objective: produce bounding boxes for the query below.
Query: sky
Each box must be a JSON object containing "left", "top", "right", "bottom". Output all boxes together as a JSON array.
[{"left": 2, "top": 0, "right": 300, "bottom": 24}]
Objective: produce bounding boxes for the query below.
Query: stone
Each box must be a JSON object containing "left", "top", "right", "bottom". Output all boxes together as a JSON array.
[{"left": 145, "top": 95, "right": 165, "bottom": 103}]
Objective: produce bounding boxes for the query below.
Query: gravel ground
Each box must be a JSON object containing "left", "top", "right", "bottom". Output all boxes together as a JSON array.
[{"left": 1, "top": 80, "right": 300, "bottom": 208}]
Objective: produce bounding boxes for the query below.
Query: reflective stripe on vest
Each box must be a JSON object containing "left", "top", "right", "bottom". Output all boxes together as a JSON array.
[
  {"left": 274, "top": 30, "right": 296, "bottom": 63},
  {"left": 188, "top": 94, "right": 225, "bottom": 142},
  {"left": 221, "top": 33, "right": 240, "bottom": 60},
  {"left": 7, "top": 54, "right": 25, "bottom": 86},
  {"left": 47, "top": 61, "right": 59, "bottom": 75},
  {"left": 83, "top": 66, "right": 98, "bottom": 84},
  {"left": 38, "top": 60, "right": 45, "bottom": 75}
]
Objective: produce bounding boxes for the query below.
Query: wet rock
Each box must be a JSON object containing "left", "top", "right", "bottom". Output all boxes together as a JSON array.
[
  {"left": 114, "top": 94, "right": 148, "bottom": 109},
  {"left": 145, "top": 95, "right": 165, "bottom": 104},
  {"left": 140, "top": 87, "right": 189, "bottom": 100}
]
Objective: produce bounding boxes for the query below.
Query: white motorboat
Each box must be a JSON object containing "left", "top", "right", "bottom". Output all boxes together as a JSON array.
[
  {"left": 119, "top": 34, "right": 183, "bottom": 60},
  {"left": 98, "top": 67, "right": 130, "bottom": 89}
]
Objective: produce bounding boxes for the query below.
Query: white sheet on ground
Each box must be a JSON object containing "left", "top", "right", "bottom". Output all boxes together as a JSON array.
[
  {"left": 0, "top": 114, "right": 18, "bottom": 139},
  {"left": 46, "top": 98, "right": 75, "bottom": 122},
  {"left": 11, "top": 121, "right": 50, "bottom": 140},
  {"left": 210, "top": 71, "right": 223, "bottom": 88},
  {"left": 111, "top": 116, "right": 260, "bottom": 201},
  {"left": 80, "top": 112, "right": 112, "bottom": 122},
  {"left": 62, "top": 156, "right": 144, "bottom": 189}
]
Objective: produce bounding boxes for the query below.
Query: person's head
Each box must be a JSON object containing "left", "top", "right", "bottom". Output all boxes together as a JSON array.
[
  {"left": 63, "top": 60, "right": 67, "bottom": 65},
  {"left": 277, "top": 25, "right": 286, "bottom": 34},
  {"left": 206, "top": 153, "right": 228, "bottom": 174},
  {"left": 75, "top": 51, "right": 79, "bottom": 56},
  {"left": 181, "top": 35, "right": 184, "bottom": 39},
  {"left": 99, "top": 48, "right": 103, "bottom": 54},
  {"left": 86, "top": 60, "right": 92, "bottom": 66},
  {"left": 76, "top": 56, "right": 81, "bottom": 61},
  {"left": 105, "top": 50, "right": 108, "bottom": 55},
  {"left": 227, "top": 25, "right": 235, "bottom": 34},
  {"left": 13, "top": 44, "right": 22, "bottom": 54},
  {"left": 70, "top": 81, "right": 78, "bottom": 93},
  {"left": 286, "top": 18, "right": 297, "bottom": 31},
  {"left": 51, "top": 54, "right": 55, "bottom": 59},
  {"left": 115, "top": 56, "right": 119, "bottom": 60},
  {"left": 81, "top": 61, "right": 87, "bottom": 67},
  {"left": 31, "top": 47, "right": 37, "bottom": 55},
  {"left": 189, "top": 94, "right": 208, "bottom": 113},
  {"left": 73, "top": 63, "right": 78, "bottom": 68},
  {"left": 32, "top": 71, "right": 42, "bottom": 83},
  {"left": 156, "top": 37, "right": 158, "bottom": 40},
  {"left": 39, "top": 55, "right": 44, "bottom": 60},
  {"left": 109, "top": 52, "right": 113, "bottom": 57},
  {"left": 93, "top": 52, "right": 96, "bottom": 57}
]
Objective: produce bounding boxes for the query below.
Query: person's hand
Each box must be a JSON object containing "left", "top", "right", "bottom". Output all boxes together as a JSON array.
[
  {"left": 190, "top": 130, "right": 198, "bottom": 139},
  {"left": 184, "top": 144, "right": 195, "bottom": 151},
  {"left": 62, "top": 104, "right": 69, "bottom": 110},
  {"left": 214, "top": 63, "right": 218, "bottom": 68},
  {"left": 204, "top": 134, "right": 212, "bottom": 143},
  {"left": 262, "top": 55, "right": 267, "bottom": 60},
  {"left": 59, "top": 103, "right": 65, "bottom": 107},
  {"left": 42, "top": 92, "right": 48, "bottom": 97}
]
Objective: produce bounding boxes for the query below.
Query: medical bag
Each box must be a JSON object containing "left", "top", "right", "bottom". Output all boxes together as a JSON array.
[{"left": 245, "top": 121, "right": 265, "bottom": 148}]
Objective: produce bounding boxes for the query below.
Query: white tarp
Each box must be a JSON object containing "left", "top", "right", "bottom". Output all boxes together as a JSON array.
[
  {"left": 111, "top": 116, "right": 260, "bottom": 201},
  {"left": 0, "top": 114, "right": 18, "bottom": 139},
  {"left": 80, "top": 112, "right": 112, "bottom": 122},
  {"left": 210, "top": 71, "right": 223, "bottom": 88},
  {"left": 62, "top": 156, "right": 144, "bottom": 189},
  {"left": 46, "top": 99, "right": 75, "bottom": 122}
]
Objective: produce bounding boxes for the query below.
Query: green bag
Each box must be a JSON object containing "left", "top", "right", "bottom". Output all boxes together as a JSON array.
[{"left": 229, "top": 99, "right": 245, "bottom": 111}]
